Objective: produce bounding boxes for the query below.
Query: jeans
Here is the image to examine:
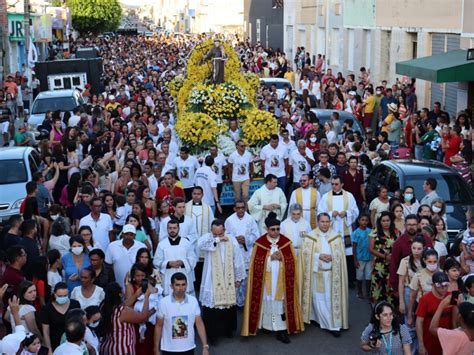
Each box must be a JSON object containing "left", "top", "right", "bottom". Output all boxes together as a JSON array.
[
  {"left": 414, "top": 145, "right": 424, "bottom": 160},
  {"left": 277, "top": 176, "right": 287, "bottom": 193}
]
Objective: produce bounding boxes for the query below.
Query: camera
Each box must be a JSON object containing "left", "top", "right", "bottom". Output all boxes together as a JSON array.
[
  {"left": 140, "top": 279, "right": 149, "bottom": 294},
  {"left": 368, "top": 329, "right": 381, "bottom": 348}
]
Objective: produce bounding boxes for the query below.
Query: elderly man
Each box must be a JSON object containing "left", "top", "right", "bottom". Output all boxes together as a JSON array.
[
  {"left": 289, "top": 174, "right": 320, "bottom": 229},
  {"left": 248, "top": 174, "right": 287, "bottom": 233},
  {"left": 299, "top": 213, "right": 348, "bottom": 337},
  {"left": 280, "top": 204, "right": 311, "bottom": 255}
]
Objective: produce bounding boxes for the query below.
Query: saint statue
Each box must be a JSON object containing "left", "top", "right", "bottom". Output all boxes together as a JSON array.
[{"left": 201, "top": 39, "right": 227, "bottom": 84}]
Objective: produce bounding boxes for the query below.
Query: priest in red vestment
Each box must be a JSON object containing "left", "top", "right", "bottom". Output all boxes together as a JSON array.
[{"left": 241, "top": 212, "right": 304, "bottom": 343}]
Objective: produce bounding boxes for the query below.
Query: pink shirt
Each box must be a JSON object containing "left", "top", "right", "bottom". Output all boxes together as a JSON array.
[{"left": 438, "top": 328, "right": 474, "bottom": 355}]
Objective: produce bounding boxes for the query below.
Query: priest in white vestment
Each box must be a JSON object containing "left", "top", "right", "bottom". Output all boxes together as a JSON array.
[
  {"left": 153, "top": 219, "right": 198, "bottom": 296},
  {"left": 317, "top": 176, "right": 359, "bottom": 287},
  {"left": 280, "top": 203, "right": 312, "bottom": 255},
  {"left": 224, "top": 200, "right": 260, "bottom": 306},
  {"left": 159, "top": 198, "right": 197, "bottom": 245},
  {"left": 299, "top": 213, "right": 349, "bottom": 336},
  {"left": 248, "top": 174, "right": 288, "bottom": 233},
  {"left": 198, "top": 220, "right": 246, "bottom": 343},
  {"left": 288, "top": 174, "right": 321, "bottom": 229}
]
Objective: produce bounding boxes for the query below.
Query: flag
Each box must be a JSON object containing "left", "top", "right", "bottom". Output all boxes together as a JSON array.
[{"left": 28, "top": 37, "right": 38, "bottom": 69}]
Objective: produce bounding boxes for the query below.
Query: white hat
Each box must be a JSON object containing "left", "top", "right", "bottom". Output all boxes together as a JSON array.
[
  {"left": 108, "top": 95, "right": 115, "bottom": 101},
  {"left": 0, "top": 327, "right": 27, "bottom": 354},
  {"left": 387, "top": 103, "right": 398, "bottom": 113},
  {"left": 348, "top": 91, "right": 356, "bottom": 96},
  {"left": 122, "top": 224, "right": 136, "bottom": 235}
]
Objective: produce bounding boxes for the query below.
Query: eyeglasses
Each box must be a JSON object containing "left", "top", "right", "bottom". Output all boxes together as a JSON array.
[
  {"left": 434, "top": 282, "right": 449, "bottom": 288},
  {"left": 269, "top": 227, "right": 280, "bottom": 231}
]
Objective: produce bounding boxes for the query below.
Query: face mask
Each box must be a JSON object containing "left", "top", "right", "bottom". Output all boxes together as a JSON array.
[
  {"left": 432, "top": 206, "right": 442, "bottom": 213},
  {"left": 50, "top": 214, "right": 59, "bottom": 221},
  {"left": 309, "top": 137, "right": 317, "bottom": 143},
  {"left": 56, "top": 296, "right": 69, "bottom": 305},
  {"left": 89, "top": 321, "right": 100, "bottom": 328},
  {"left": 404, "top": 193, "right": 413, "bottom": 201},
  {"left": 376, "top": 90, "right": 382, "bottom": 95},
  {"left": 426, "top": 263, "right": 438, "bottom": 272},
  {"left": 71, "top": 246, "right": 84, "bottom": 255}
]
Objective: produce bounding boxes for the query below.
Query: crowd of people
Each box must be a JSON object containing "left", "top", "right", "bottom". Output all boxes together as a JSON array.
[{"left": 0, "top": 27, "right": 474, "bottom": 355}]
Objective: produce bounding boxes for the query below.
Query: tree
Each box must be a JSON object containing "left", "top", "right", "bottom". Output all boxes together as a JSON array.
[{"left": 67, "top": 0, "right": 122, "bottom": 34}]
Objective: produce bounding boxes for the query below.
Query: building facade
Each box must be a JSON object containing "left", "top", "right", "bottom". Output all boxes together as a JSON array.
[
  {"left": 244, "top": 0, "right": 283, "bottom": 50},
  {"left": 284, "top": 0, "right": 474, "bottom": 115}
]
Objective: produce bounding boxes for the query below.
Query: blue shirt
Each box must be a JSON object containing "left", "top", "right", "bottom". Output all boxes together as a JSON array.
[
  {"left": 351, "top": 227, "right": 372, "bottom": 261},
  {"left": 380, "top": 96, "right": 397, "bottom": 119},
  {"left": 61, "top": 252, "right": 90, "bottom": 293}
]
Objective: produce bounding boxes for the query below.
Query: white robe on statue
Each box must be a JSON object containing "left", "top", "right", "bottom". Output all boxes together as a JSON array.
[
  {"left": 280, "top": 217, "right": 312, "bottom": 254},
  {"left": 153, "top": 237, "right": 198, "bottom": 295},
  {"left": 198, "top": 233, "right": 246, "bottom": 308},
  {"left": 248, "top": 185, "right": 287, "bottom": 233},
  {"left": 317, "top": 190, "right": 359, "bottom": 255}
]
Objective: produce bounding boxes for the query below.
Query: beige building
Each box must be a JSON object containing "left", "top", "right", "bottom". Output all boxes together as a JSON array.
[{"left": 284, "top": 0, "right": 474, "bottom": 115}]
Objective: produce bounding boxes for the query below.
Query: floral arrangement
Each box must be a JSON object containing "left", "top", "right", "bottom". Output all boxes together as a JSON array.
[
  {"left": 216, "top": 134, "right": 237, "bottom": 156},
  {"left": 166, "top": 75, "right": 185, "bottom": 98},
  {"left": 240, "top": 109, "right": 279, "bottom": 145},
  {"left": 175, "top": 112, "right": 220, "bottom": 147}
]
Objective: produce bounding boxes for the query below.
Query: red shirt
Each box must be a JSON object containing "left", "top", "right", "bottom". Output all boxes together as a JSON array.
[
  {"left": 389, "top": 233, "right": 433, "bottom": 290},
  {"left": 416, "top": 291, "right": 453, "bottom": 355},
  {"left": 341, "top": 169, "right": 364, "bottom": 204},
  {"left": 155, "top": 186, "right": 185, "bottom": 212},
  {"left": 444, "top": 135, "right": 462, "bottom": 166},
  {"left": 0, "top": 265, "right": 25, "bottom": 303}
]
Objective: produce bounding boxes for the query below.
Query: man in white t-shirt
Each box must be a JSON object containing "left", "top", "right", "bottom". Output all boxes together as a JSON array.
[
  {"left": 193, "top": 156, "right": 221, "bottom": 214},
  {"left": 174, "top": 146, "right": 200, "bottom": 201},
  {"left": 260, "top": 134, "right": 289, "bottom": 191},
  {"left": 289, "top": 139, "right": 315, "bottom": 190},
  {"left": 79, "top": 198, "right": 114, "bottom": 251},
  {"left": 154, "top": 272, "right": 210, "bottom": 354},
  {"left": 227, "top": 140, "right": 253, "bottom": 205},
  {"left": 209, "top": 144, "right": 227, "bottom": 201}
]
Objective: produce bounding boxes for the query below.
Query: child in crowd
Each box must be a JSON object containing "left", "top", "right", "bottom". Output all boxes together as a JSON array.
[
  {"left": 461, "top": 241, "right": 474, "bottom": 275},
  {"left": 461, "top": 219, "right": 474, "bottom": 255},
  {"left": 351, "top": 214, "right": 372, "bottom": 299},
  {"left": 463, "top": 275, "right": 474, "bottom": 304}
]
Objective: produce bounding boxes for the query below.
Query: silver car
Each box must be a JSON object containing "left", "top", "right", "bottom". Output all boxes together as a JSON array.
[{"left": 0, "top": 147, "right": 41, "bottom": 222}]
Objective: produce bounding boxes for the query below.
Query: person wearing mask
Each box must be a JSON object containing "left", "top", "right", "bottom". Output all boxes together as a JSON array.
[
  {"left": 360, "top": 301, "right": 412, "bottom": 354},
  {"left": 62, "top": 236, "right": 91, "bottom": 293},
  {"left": 41, "top": 282, "right": 81, "bottom": 352},
  {"left": 416, "top": 272, "right": 453, "bottom": 355},
  {"left": 400, "top": 186, "right": 420, "bottom": 217}
]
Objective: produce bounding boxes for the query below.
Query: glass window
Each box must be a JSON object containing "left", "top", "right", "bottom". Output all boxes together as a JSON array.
[
  {"left": 28, "top": 155, "right": 38, "bottom": 176},
  {"left": 0, "top": 160, "right": 27, "bottom": 184},
  {"left": 406, "top": 174, "right": 474, "bottom": 204},
  {"left": 32, "top": 97, "right": 77, "bottom": 114},
  {"left": 386, "top": 167, "right": 400, "bottom": 192}
]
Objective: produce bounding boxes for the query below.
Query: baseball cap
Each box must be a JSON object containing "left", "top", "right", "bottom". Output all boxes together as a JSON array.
[
  {"left": 348, "top": 91, "right": 356, "bottom": 96},
  {"left": 122, "top": 224, "right": 136, "bottom": 235},
  {"left": 432, "top": 272, "right": 449, "bottom": 284},
  {"left": 0, "top": 326, "right": 27, "bottom": 354},
  {"left": 108, "top": 95, "right": 115, "bottom": 101}
]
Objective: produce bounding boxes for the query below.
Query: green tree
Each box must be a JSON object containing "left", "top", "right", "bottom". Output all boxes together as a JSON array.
[{"left": 67, "top": 0, "right": 122, "bottom": 34}]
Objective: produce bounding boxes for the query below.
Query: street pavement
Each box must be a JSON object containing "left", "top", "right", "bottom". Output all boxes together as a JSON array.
[{"left": 196, "top": 289, "right": 372, "bottom": 355}]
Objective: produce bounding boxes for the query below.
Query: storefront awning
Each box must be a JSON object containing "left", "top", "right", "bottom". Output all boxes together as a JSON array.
[{"left": 396, "top": 49, "right": 474, "bottom": 83}]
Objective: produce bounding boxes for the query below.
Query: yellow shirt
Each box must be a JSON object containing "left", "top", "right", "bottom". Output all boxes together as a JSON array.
[
  {"left": 381, "top": 114, "right": 394, "bottom": 133},
  {"left": 364, "top": 95, "right": 375, "bottom": 113},
  {"left": 284, "top": 71, "right": 295, "bottom": 86}
]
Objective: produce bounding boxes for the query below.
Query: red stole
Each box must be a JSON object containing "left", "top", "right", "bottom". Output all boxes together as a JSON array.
[{"left": 242, "top": 234, "right": 303, "bottom": 335}]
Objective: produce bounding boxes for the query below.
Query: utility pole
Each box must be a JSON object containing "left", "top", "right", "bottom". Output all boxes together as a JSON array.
[
  {"left": 0, "top": 0, "right": 9, "bottom": 78},
  {"left": 24, "top": 0, "right": 30, "bottom": 74}
]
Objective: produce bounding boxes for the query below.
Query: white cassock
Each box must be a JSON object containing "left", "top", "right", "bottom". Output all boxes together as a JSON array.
[
  {"left": 198, "top": 233, "right": 246, "bottom": 308},
  {"left": 289, "top": 187, "right": 321, "bottom": 228},
  {"left": 159, "top": 216, "right": 197, "bottom": 246},
  {"left": 317, "top": 190, "right": 359, "bottom": 255},
  {"left": 248, "top": 185, "right": 288, "bottom": 233},
  {"left": 280, "top": 217, "right": 312, "bottom": 254},
  {"left": 153, "top": 236, "right": 197, "bottom": 296},
  {"left": 185, "top": 201, "right": 214, "bottom": 258}
]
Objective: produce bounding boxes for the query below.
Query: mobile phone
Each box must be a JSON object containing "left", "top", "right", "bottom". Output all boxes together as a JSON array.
[
  {"left": 141, "top": 279, "right": 148, "bottom": 294},
  {"left": 450, "top": 290, "right": 460, "bottom": 305}
]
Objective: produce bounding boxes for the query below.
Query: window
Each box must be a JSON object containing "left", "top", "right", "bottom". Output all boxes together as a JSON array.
[
  {"left": 386, "top": 167, "right": 400, "bottom": 192},
  {"left": 0, "top": 160, "right": 27, "bottom": 184},
  {"left": 28, "top": 155, "right": 38, "bottom": 176},
  {"left": 405, "top": 174, "right": 474, "bottom": 204},
  {"left": 32, "top": 97, "right": 77, "bottom": 114}
]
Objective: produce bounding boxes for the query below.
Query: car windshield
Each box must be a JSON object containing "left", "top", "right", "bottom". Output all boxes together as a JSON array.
[
  {"left": 0, "top": 159, "right": 27, "bottom": 184},
  {"left": 32, "top": 97, "right": 77, "bottom": 114},
  {"left": 406, "top": 173, "right": 474, "bottom": 204},
  {"left": 261, "top": 81, "right": 291, "bottom": 90}
]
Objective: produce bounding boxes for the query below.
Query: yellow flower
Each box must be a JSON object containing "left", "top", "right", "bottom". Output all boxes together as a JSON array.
[
  {"left": 175, "top": 112, "right": 220, "bottom": 146},
  {"left": 240, "top": 109, "right": 278, "bottom": 145}
]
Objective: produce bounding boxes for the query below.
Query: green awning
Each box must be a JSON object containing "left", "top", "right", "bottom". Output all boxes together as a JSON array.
[{"left": 396, "top": 49, "right": 474, "bottom": 83}]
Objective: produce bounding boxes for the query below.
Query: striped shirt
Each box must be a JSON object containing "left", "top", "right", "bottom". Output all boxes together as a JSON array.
[{"left": 100, "top": 305, "right": 136, "bottom": 355}]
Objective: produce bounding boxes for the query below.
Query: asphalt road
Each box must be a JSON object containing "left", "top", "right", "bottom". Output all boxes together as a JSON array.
[{"left": 196, "top": 289, "right": 372, "bottom": 355}]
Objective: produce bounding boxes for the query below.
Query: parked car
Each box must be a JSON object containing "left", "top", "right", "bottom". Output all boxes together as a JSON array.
[
  {"left": 366, "top": 159, "right": 474, "bottom": 242},
  {"left": 309, "top": 108, "right": 365, "bottom": 137},
  {"left": 28, "top": 89, "right": 84, "bottom": 137},
  {"left": 0, "top": 147, "right": 41, "bottom": 222},
  {"left": 260, "top": 78, "right": 292, "bottom": 99}
]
